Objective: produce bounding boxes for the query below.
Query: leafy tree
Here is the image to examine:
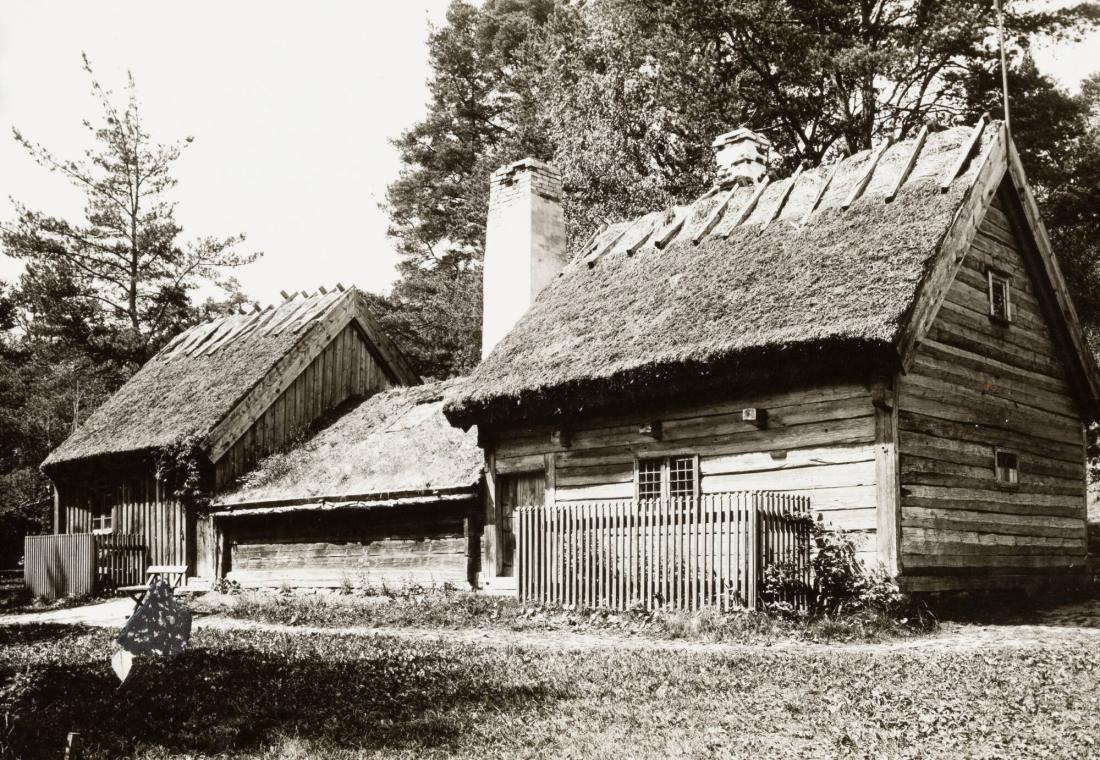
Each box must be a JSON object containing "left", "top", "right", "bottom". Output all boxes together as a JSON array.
[
  {"left": 387, "top": 1, "right": 1099, "bottom": 378},
  {"left": 0, "top": 58, "right": 259, "bottom": 550},
  {"left": 1, "top": 54, "right": 258, "bottom": 366},
  {"left": 382, "top": 0, "right": 560, "bottom": 377}
]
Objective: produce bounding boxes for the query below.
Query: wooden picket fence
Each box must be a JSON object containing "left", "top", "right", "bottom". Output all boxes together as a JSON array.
[
  {"left": 514, "top": 492, "right": 812, "bottom": 611},
  {"left": 24, "top": 533, "right": 146, "bottom": 601},
  {"left": 95, "top": 533, "right": 146, "bottom": 589}
]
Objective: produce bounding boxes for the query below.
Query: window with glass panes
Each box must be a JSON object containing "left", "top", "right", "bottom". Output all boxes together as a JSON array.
[
  {"left": 637, "top": 459, "right": 663, "bottom": 500},
  {"left": 89, "top": 490, "right": 113, "bottom": 533},
  {"left": 635, "top": 455, "right": 698, "bottom": 500},
  {"left": 988, "top": 270, "right": 1012, "bottom": 323},
  {"left": 995, "top": 449, "right": 1019, "bottom": 485}
]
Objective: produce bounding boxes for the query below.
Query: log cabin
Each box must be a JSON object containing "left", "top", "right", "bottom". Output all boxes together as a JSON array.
[
  {"left": 444, "top": 118, "right": 1100, "bottom": 594},
  {"left": 40, "top": 285, "right": 421, "bottom": 585},
  {"left": 210, "top": 379, "right": 483, "bottom": 588}
]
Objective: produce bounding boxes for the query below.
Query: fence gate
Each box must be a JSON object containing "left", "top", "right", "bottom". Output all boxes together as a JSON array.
[{"left": 514, "top": 492, "right": 811, "bottom": 611}]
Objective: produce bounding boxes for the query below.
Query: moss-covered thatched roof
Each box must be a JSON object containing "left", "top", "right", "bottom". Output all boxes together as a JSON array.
[
  {"left": 43, "top": 288, "right": 379, "bottom": 470},
  {"left": 446, "top": 124, "right": 1000, "bottom": 427},
  {"left": 215, "top": 379, "right": 482, "bottom": 507}
]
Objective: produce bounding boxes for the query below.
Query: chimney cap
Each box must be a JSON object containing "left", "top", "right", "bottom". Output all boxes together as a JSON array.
[
  {"left": 712, "top": 127, "right": 771, "bottom": 150},
  {"left": 491, "top": 157, "right": 560, "bottom": 182}
]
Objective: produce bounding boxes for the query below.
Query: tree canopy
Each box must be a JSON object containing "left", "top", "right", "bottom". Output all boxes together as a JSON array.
[
  {"left": 0, "top": 58, "right": 257, "bottom": 548},
  {"left": 383, "top": 0, "right": 1100, "bottom": 379}
]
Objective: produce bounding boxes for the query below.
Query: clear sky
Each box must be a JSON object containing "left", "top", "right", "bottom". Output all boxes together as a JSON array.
[{"left": 0, "top": 1, "right": 1096, "bottom": 307}]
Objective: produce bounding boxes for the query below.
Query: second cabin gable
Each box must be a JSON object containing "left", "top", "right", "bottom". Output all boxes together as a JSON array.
[
  {"left": 213, "top": 319, "right": 400, "bottom": 490},
  {"left": 896, "top": 181, "right": 1089, "bottom": 590}
]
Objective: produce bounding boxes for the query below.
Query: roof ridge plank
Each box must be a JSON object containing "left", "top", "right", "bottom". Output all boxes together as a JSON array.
[
  {"left": 201, "top": 310, "right": 267, "bottom": 356},
  {"left": 267, "top": 291, "right": 328, "bottom": 336},
  {"left": 194, "top": 313, "right": 251, "bottom": 357},
  {"left": 288, "top": 290, "right": 347, "bottom": 334}
]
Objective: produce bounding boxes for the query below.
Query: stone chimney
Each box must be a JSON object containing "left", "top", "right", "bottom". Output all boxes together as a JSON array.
[
  {"left": 712, "top": 128, "right": 772, "bottom": 188},
  {"left": 481, "top": 158, "right": 567, "bottom": 359}
]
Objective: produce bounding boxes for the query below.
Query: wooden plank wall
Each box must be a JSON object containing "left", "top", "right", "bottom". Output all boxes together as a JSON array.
[
  {"left": 898, "top": 191, "right": 1089, "bottom": 591},
  {"left": 491, "top": 383, "right": 880, "bottom": 564},
  {"left": 57, "top": 474, "right": 186, "bottom": 568},
  {"left": 214, "top": 323, "right": 393, "bottom": 490},
  {"left": 222, "top": 500, "right": 477, "bottom": 588},
  {"left": 23, "top": 534, "right": 97, "bottom": 601}
]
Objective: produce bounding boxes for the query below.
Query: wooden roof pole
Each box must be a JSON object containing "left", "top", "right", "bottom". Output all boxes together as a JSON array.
[
  {"left": 799, "top": 159, "right": 843, "bottom": 227},
  {"left": 939, "top": 113, "right": 990, "bottom": 192},
  {"left": 761, "top": 165, "right": 804, "bottom": 231},
  {"left": 841, "top": 138, "right": 893, "bottom": 210},
  {"left": 719, "top": 177, "right": 771, "bottom": 238},
  {"left": 885, "top": 125, "right": 928, "bottom": 203}
]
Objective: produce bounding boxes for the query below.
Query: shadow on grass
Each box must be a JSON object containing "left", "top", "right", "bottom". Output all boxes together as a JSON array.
[{"left": 1, "top": 624, "right": 561, "bottom": 759}]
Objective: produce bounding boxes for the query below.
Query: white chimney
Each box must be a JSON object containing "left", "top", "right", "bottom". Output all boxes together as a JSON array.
[
  {"left": 481, "top": 158, "right": 567, "bottom": 359},
  {"left": 712, "top": 128, "right": 772, "bottom": 187}
]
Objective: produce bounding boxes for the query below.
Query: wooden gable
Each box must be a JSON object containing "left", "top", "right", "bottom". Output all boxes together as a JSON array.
[
  {"left": 893, "top": 137, "right": 1096, "bottom": 590},
  {"left": 209, "top": 289, "right": 420, "bottom": 491}
]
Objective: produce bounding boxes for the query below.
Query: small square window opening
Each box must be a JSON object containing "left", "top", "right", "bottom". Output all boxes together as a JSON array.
[
  {"left": 989, "top": 272, "right": 1012, "bottom": 323},
  {"left": 995, "top": 450, "right": 1019, "bottom": 485}
]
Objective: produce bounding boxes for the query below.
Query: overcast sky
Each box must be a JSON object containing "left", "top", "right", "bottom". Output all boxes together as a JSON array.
[{"left": 0, "top": 1, "right": 1096, "bottom": 307}]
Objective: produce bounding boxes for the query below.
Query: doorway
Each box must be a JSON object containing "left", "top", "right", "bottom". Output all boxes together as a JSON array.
[{"left": 497, "top": 472, "right": 545, "bottom": 577}]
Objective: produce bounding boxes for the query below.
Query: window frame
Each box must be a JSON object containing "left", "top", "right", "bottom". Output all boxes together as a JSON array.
[
  {"left": 994, "top": 448, "right": 1020, "bottom": 486},
  {"left": 987, "top": 268, "right": 1013, "bottom": 325},
  {"left": 634, "top": 454, "right": 700, "bottom": 502},
  {"left": 88, "top": 488, "right": 114, "bottom": 534}
]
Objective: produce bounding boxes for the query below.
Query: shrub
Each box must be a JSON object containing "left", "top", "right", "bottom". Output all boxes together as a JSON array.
[{"left": 762, "top": 520, "right": 932, "bottom": 630}]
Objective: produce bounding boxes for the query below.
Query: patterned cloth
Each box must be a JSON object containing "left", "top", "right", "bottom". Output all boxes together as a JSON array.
[{"left": 116, "top": 577, "right": 192, "bottom": 657}]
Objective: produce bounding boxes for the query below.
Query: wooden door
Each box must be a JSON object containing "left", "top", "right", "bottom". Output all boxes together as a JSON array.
[{"left": 497, "top": 472, "right": 545, "bottom": 577}]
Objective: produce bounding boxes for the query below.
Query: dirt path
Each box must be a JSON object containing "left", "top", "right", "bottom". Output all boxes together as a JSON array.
[{"left": 6, "top": 597, "right": 1100, "bottom": 654}]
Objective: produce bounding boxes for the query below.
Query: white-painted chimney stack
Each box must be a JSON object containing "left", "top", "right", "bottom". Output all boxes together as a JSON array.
[
  {"left": 481, "top": 158, "right": 567, "bottom": 359},
  {"left": 712, "top": 128, "right": 772, "bottom": 188}
]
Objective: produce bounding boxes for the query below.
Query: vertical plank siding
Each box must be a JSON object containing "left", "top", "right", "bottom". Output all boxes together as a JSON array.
[
  {"left": 897, "top": 191, "right": 1089, "bottom": 591},
  {"left": 56, "top": 475, "right": 186, "bottom": 568},
  {"left": 24, "top": 534, "right": 97, "bottom": 601},
  {"left": 214, "top": 323, "right": 393, "bottom": 490},
  {"left": 516, "top": 492, "right": 811, "bottom": 611}
]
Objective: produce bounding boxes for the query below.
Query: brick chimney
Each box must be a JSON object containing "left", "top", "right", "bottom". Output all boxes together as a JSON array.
[
  {"left": 481, "top": 158, "right": 567, "bottom": 359},
  {"left": 712, "top": 128, "right": 772, "bottom": 188}
]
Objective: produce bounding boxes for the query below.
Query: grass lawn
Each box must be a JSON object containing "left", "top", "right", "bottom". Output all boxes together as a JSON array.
[{"left": 2, "top": 621, "right": 1099, "bottom": 759}]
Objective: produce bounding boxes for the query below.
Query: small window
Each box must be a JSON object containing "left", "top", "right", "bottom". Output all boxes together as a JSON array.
[
  {"left": 669, "top": 456, "right": 697, "bottom": 500},
  {"left": 637, "top": 459, "right": 663, "bottom": 501},
  {"left": 89, "top": 490, "right": 113, "bottom": 533},
  {"left": 988, "top": 270, "right": 1012, "bottom": 323},
  {"left": 995, "top": 450, "right": 1019, "bottom": 485},
  {"left": 636, "top": 455, "right": 698, "bottom": 501}
]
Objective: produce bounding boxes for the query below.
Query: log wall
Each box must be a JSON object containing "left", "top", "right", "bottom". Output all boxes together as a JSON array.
[
  {"left": 488, "top": 382, "right": 881, "bottom": 572},
  {"left": 898, "top": 192, "right": 1089, "bottom": 591},
  {"left": 222, "top": 501, "right": 478, "bottom": 588},
  {"left": 214, "top": 323, "right": 393, "bottom": 491}
]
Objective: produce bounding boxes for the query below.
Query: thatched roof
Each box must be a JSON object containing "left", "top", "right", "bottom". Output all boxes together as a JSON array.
[
  {"left": 446, "top": 123, "right": 1002, "bottom": 427},
  {"left": 43, "top": 287, "right": 411, "bottom": 470},
  {"left": 215, "top": 379, "right": 482, "bottom": 508}
]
